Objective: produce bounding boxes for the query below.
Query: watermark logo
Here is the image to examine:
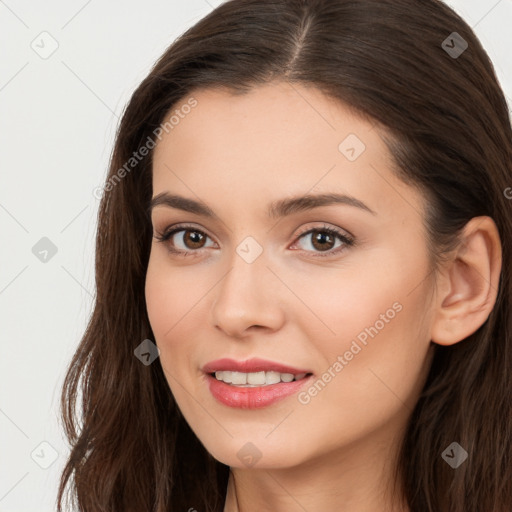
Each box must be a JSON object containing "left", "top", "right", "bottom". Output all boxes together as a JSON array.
[
  {"left": 236, "top": 236, "right": 263, "bottom": 264},
  {"left": 134, "top": 339, "right": 160, "bottom": 366},
  {"left": 338, "top": 133, "right": 366, "bottom": 162},
  {"left": 442, "top": 32, "right": 468, "bottom": 59},
  {"left": 32, "top": 237, "right": 58, "bottom": 263},
  {"left": 236, "top": 442, "right": 262, "bottom": 467},
  {"left": 441, "top": 442, "right": 468, "bottom": 468},
  {"left": 31, "top": 441, "right": 59, "bottom": 469},
  {"left": 30, "top": 31, "right": 59, "bottom": 59}
]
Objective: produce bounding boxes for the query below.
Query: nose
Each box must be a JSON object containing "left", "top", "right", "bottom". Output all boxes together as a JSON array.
[{"left": 210, "top": 248, "right": 286, "bottom": 339}]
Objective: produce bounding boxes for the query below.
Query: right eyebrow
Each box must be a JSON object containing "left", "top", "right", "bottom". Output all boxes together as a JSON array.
[
  {"left": 147, "top": 191, "right": 377, "bottom": 218},
  {"left": 148, "top": 193, "right": 215, "bottom": 217}
]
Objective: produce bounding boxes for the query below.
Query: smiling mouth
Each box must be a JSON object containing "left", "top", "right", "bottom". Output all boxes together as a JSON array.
[{"left": 210, "top": 370, "right": 313, "bottom": 387}]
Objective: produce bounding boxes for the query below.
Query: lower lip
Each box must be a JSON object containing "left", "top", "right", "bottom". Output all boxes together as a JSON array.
[{"left": 206, "top": 373, "right": 312, "bottom": 409}]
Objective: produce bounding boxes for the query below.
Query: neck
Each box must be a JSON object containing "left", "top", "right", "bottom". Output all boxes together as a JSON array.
[{"left": 223, "top": 430, "right": 409, "bottom": 512}]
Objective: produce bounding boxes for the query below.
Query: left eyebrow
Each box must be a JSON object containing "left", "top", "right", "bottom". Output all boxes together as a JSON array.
[
  {"left": 268, "top": 192, "right": 377, "bottom": 218},
  {"left": 147, "top": 191, "right": 377, "bottom": 218}
]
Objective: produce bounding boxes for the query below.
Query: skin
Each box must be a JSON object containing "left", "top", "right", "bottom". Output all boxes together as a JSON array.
[{"left": 145, "top": 81, "right": 502, "bottom": 512}]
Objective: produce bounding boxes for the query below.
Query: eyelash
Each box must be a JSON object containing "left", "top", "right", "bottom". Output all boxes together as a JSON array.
[{"left": 154, "top": 223, "right": 355, "bottom": 259}]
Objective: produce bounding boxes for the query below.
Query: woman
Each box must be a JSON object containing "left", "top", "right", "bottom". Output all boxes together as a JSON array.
[{"left": 57, "top": 0, "right": 512, "bottom": 510}]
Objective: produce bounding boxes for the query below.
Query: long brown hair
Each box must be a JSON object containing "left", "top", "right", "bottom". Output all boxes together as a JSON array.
[{"left": 57, "top": 0, "right": 512, "bottom": 510}]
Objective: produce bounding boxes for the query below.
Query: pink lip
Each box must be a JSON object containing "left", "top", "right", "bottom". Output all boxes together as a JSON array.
[
  {"left": 202, "top": 358, "right": 313, "bottom": 409},
  {"left": 202, "top": 357, "right": 311, "bottom": 374}
]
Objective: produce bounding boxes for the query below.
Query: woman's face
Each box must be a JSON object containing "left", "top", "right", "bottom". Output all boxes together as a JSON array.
[{"left": 145, "top": 81, "right": 436, "bottom": 469}]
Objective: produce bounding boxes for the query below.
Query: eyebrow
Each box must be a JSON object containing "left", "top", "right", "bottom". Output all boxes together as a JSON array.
[{"left": 148, "top": 191, "right": 377, "bottom": 218}]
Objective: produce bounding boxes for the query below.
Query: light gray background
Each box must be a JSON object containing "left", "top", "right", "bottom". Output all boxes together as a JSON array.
[{"left": 1, "top": 1, "right": 511, "bottom": 510}]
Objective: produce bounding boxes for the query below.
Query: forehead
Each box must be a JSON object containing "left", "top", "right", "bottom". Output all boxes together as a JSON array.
[{"left": 151, "top": 82, "right": 426, "bottom": 225}]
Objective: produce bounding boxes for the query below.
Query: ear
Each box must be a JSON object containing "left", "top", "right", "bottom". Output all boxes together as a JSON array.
[{"left": 430, "top": 216, "right": 502, "bottom": 346}]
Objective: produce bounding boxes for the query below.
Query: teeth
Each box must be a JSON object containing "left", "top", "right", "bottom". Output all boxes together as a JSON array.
[
  {"left": 213, "top": 370, "right": 308, "bottom": 386},
  {"left": 215, "top": 370, "right": 232, "bottom": 383},
  {"left": 231, "top": 371, "right": 247, "bottom": 385},
  {"left": 247, "top": 371, "right": 266, "bottom": 385},
  {"left": 266, "top": 371, "right": 281, "bottom": 385}
]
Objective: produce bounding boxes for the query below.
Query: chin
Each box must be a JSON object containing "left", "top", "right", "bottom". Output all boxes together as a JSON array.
[{"left": 199, "top": 435, "right": 309, "bottom": 470}]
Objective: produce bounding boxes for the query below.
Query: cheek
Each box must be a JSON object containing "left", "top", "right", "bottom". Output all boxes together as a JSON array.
[
  {"left": 330, "top": 318, "right": 430, "bottom": 429},
  {"left": 145, "top": 263, "right": 174, "bottom": 338},
  {"left": 145, "top": 253, "right": 208, "bottom": 338},
  {"left": 293, "top": 249, "right": 433, "bottom": 405},
  {"left": 145, "top": 258, "right": 188, "bottom": 373},
  {"left": 144, "top": 254, "right": 219, "bottom": 387},
  {"left": 292, "top": 299, "right": 431, "bottom": 454},
  {"left": 281, "top": 252, "right": 399, "bottom": 342}
]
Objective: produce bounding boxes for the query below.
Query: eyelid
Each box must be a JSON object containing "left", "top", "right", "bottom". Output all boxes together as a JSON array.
[
  {"left": 293, "top": 222, "right": 355, "bottom": 241},
  {"left": 154, "top": 222, "right": 355, "bottom": 257},
  {"left": 153, "top": 222, "right": 218, "bottom": 256},
  {"left": 289, "top": 223, "right": 355, "bottom": 258}
]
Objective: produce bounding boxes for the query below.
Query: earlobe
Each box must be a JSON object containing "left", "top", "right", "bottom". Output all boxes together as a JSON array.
[{"left": 430, "top": 216, "right": 502, "bottom": 346}]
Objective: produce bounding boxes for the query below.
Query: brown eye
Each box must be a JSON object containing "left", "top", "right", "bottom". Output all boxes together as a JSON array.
[
  {"left": 292, "top": 225, "right": 355, "bottom": 258},
  {"left": 181, "top": 230, "right": 207, "bottom": 249},
  {"left": 310, "top": 230, "right": 336, "bottom": 251},
  {"left": 154, "top": 225, "right": 215, "bottom": 255}
]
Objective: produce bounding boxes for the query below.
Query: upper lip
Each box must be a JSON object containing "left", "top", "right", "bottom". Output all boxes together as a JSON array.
[{"left": 202, "top": 358, "right": 312, "bottom": 375}]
